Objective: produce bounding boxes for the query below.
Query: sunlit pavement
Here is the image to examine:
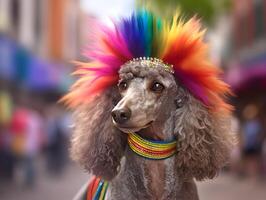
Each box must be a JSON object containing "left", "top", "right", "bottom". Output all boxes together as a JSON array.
[
  {"left": 0, "top": 160, "right": 90, "bottom": 200},
  {"left": 1, "top": 161, "right": 266, "bottom": 200},
  {"left": 198, "top": 173, "right": 266, "bottom": 200}
]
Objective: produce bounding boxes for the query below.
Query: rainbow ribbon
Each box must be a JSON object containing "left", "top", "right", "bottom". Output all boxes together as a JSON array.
[{"left": 92, "top": 180, "right": 108, "bottom": 200}]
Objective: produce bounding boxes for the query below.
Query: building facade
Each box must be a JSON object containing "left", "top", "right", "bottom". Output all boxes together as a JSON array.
[
  {"left": 225, "top": 0, "right": 266, "bottom": 118},
  {"left": 0, "top": 0, "right": 83, "bottom": 61},
  {"left": 229, "top": 0, "right": 266, "bottom": 69}
]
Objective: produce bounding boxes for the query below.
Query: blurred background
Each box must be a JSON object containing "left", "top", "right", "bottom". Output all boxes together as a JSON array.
[{"left": 0, "top": 0, "right": 266, "bottom": 200}]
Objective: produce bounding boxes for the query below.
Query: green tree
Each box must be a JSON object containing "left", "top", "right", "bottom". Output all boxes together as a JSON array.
[{"left": 137, "top": 0, "right": 231, "bottom": 25}]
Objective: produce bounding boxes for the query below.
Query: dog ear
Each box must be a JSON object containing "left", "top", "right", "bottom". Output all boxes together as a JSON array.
[
  {"left": 70, "top": 87, "right": 127, "bottom": 181},
  {"left": 174, "top": 88, "right": 233, "bottom": 181}
]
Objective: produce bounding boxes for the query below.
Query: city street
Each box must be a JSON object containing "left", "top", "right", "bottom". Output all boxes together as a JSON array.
[
  {"left": 0, "top": 160, "right": 90, "bottom": 200},
  {"left": 1, "top": 0, "right": 266, "bottom": 200},
  {"left": 198, "top": 173, "right": 266, "bottom": 200},
  {"left": 1, "top": 160, "right": 266, "bottom": 200}
]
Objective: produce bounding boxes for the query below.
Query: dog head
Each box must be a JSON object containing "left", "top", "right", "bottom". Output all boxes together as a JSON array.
[
  {"left": 64, "top": 10, "right": 233, "bottom": 181},
  {"left": 112, "top": 60, "right": 178, "bottom": 138}
]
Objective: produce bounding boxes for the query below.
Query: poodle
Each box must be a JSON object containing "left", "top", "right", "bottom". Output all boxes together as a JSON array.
[{"left": 64, "top": 10, "right": 233, "bottom": 200}]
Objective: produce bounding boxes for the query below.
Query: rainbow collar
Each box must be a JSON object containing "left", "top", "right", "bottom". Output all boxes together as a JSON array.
[{"left": 127, "top": 133, "right": 177, "bottom": 160}]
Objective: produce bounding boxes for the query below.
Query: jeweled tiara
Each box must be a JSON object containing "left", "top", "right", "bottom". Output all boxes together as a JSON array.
[{"left": 127, "top": 57, "right": 174, "bottom": 74}]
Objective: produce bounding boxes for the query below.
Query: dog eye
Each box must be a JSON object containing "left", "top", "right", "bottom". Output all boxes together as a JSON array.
[
  {"left": 118, "top": 81, "right": 128, "bottom": 91},
  {"left": 150, "top": 82, "right": 164, "bottom": 93}
]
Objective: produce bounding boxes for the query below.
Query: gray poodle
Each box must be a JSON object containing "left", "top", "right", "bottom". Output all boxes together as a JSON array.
[
  {"left": 64, "top": 10, "right": 233, "bottom": 200},
  {"left": 70, "top": 59, "right": 232, "bottom": 200}
]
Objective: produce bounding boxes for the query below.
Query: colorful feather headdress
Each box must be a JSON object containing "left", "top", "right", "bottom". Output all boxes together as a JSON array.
[{"left": 63, "top": 9, "right": 231, "bottom": 112}]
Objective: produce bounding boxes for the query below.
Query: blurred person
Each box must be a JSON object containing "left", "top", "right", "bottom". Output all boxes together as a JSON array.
[
  {"left": 262, "top": 138, "right": 266, "bottom": 179},
  {"left": 229, "top": 115, "right": 242, "bottom": 177},
  {"left": 45, "top": 105, "right": 69, "bottom": 175},
  {"left": 262, "top": 115, "right": 266, "bottom": 179},
  {"left": 0, "top": 82, "right": 14, "bottom": 180},
  {"left": 0, "top": 126, "right": 14, "bottom": 181},
  {"left": 0, "top": 81, "right": 13, "bottom": 129},
  {"left": 10, "top": 90, "right": 42, "bottom": 186},
  {"left": 241, "top": 104, "right": 264, "bottom": 180},
  {"left": 58, "top": 109, "right": 72, "bottom": 140}
]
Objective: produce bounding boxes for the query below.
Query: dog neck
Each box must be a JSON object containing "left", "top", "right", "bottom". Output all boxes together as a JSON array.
[
  {"left": 118, "top": 145, "right": 179, "bottom": 199},
  {"left": 123, "top": 114, "right": 178, "bottom": 199}
]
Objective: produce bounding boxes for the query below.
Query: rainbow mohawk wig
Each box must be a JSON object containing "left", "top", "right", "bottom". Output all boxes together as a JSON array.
[{"left": 63, "top": 10, "right": 231, "bottom": 112}]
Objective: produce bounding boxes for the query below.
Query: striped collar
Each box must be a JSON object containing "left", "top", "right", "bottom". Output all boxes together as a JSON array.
[{"left": 127, "top": 132, "right": 177, "bottom": 160}]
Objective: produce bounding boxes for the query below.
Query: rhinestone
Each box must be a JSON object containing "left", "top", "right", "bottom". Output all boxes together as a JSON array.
[{"left": 127, "top": 57, "right": 174, "bottom": 74}]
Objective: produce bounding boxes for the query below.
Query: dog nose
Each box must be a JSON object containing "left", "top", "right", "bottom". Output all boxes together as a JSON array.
[{"left": 111, "top": 108, "right": 131, "bottom": 124}]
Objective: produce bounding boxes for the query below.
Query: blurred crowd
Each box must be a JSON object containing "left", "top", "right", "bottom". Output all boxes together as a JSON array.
[
  {"left": 0, "top": 82, "right": 71, "bottom": 187},
  {"left": 230, "top": 104, "right": 266, "bottom": 181},
  {"left": 0, "top": 0, "right": 79, "bottom": 190}
]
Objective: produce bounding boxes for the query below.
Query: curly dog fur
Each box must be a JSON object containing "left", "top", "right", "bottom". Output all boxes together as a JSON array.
[{"left": 70, "top": 61, "right": 232, "bottom": 200}]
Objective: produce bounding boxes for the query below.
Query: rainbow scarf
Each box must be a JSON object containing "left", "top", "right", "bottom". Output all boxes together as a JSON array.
[
  {"left": 128, "top": 133, "right": 177, "bottom": 160},
  {"left": 87, "top": 177, "right": 109, "bottom": 200},
  {"left": 63, "top": 9, "right": 232, "bottom": 114}
]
